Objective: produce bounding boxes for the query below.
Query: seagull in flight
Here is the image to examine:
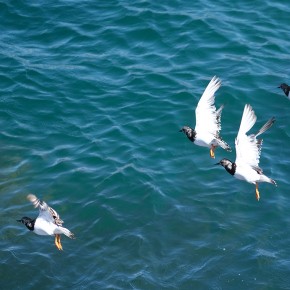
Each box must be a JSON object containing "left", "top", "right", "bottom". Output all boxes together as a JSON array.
[
  {"left": 215, "top": 104, "right": 277, "bottom": 200},
  {"left": 17, "top": 194, "right": 75, "bottom": 250},
  {"left": 180, "top": 76, "right": 231, "bottom": 158}
]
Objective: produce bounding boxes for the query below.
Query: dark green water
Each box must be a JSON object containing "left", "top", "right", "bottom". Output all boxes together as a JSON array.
[{"left": 1, "top": 0, "right": 290, "bottom": 289}]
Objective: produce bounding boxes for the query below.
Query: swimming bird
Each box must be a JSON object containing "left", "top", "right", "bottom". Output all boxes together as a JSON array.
[
  {"left": 215, "top": 104, "right": 276, "bottom": 200},
  {"left": 278, "top": 83, "right": 290, "bottom": 97},
  {"left": 179, "top": 76, "right": 231, "bottom": 158},
  {"left": 17, "top": 194, "right": 75, "bottom": 250}
]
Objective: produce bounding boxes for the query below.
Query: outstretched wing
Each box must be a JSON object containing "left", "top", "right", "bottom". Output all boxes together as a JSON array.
[
  {"left": 235, "top": 104, "right": 260, "bottom": 168},
  {"left": 195, "top": 76, "right": 222, "bottom": 136},
  {"left": 27, "top": 194, "right": 63, "bottom": 226}
]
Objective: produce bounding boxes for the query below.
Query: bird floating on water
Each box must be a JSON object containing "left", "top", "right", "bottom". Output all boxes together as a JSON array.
[
  {"left": 179, "top": 76, "right": 231, "bottom": 158},
  {"left": 278, "top": 83, "right": 290, "bottom": 97},
  {"left": 215, "top": 104, "right": 277, "bottom": 201},
  {"left": 17, "top": 194, "right": 75, "bottom": 250}
]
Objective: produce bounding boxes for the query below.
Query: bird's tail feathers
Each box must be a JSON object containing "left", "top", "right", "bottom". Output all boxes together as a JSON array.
[
  {"left": 259, "top": 174, "right": 277, "bottom": 186},
  {"left": 271, "top": 179, "right": 277, "bottom": 186},
  {"left": 57, "top": 227, "right": 75, "bottom": 239}
]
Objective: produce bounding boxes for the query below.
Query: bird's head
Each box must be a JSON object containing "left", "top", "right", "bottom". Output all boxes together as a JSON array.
[
  {"left": 278, "top": 83, "right": 290, "bottom": 97},
  {"left": 17, "top": 217, "right": 35, "bottom": 231},
  {"left": 179, "top": 126, "right": 191, "bottom": 133},
  {"left": 215, "top": 158, "right": 236, "bottom": 175},
  {"left": 278, "top": 83, "right": 287, "bottom": 89},
  {"left": 215, "top": 158, "right": 232, "bottom": 168},
  {"left": 179, "top": 126, "right": 196, "bottom": 142}
]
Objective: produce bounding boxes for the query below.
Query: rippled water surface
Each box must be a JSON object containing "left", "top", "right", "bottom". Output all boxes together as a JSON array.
[{"left": 1, "top": 0, "right": 290, "bottom": 289}]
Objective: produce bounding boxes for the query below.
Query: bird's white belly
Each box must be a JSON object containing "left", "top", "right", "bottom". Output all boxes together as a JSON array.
[
  {"left": 235, "top": 166, "right": 259, "bottom": 184},
  {"left": 34, "top": 218, "right": 56, "bottom": 236},
  {"left": 194, "top": 134, "right": 214, "bottom": 148}
]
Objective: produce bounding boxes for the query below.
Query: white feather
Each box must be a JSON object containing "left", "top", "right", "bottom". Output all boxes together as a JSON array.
[
  {"left": 235, "top": 104, "right": 260, "bottom": 169},
  {"left": 195, "top": 76, "right": 222, "bottom": 137}
]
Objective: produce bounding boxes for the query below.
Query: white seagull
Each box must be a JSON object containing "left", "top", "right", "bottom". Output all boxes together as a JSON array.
[
  {"left": 180, "top": 76, "right": 231, "bottom": 158},
  {"left": 215, "top": 104, "right": 277, "bottom": 200},
  {"left": 18, "top": 194, "right": 75, "bottom": 250}
]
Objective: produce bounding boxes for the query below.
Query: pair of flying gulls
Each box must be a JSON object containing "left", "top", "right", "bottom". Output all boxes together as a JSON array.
[{"left": 180, "top": 76, "right": 277, "bottom": 201}]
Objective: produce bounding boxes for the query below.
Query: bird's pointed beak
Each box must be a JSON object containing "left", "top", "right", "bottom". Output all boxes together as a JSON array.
[
  {"left": 278, "top": 86, "right": 281, "bottom": 88},
  {"left": 179, "top": 129, "right": 182, "bottom": 132},
  {"left": 16, "top": 219, "right": 21, "bottom": 223},
  {"left": 214, "top": 162, "right": 220, "bottom": 165}
]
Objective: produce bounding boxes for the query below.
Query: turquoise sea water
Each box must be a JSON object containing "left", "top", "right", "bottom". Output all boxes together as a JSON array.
[{"left": 1, "top": 0, "right": 290, "bottom": 289}]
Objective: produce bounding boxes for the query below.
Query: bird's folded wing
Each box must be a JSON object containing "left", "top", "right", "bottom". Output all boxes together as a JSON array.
[
  {"left": 195, "top": 76, "right": 221, "bottom": 136},
  {"left": 235, "top": 104, "right": 260, "bottom": 167}
]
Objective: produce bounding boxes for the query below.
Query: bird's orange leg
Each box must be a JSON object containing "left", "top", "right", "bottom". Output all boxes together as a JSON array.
[
  {"left": 57, "top": 235, "right": 63, "bottom": 250},
  {"left": 54, "top": 234, "right": 63, "bottom": 250},
  {"left": 54, "top": 234, "right": 59, "bottom": 250},
  {"left": 255, "top": 183, "right": 260, "bottom": 201},
  {"left": 210, "top": 145, "right": 216, "bottom": 158}
]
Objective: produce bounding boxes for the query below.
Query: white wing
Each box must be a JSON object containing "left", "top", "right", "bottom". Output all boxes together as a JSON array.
[
  {"left": 195, "top": 76, "right": 222, "bottom": 136},
  {"left": 235, "top": 104, "right": 260, "bottom": 168},
  {"left": 27, "top": 194, "right": 63, "bottom": 226}
]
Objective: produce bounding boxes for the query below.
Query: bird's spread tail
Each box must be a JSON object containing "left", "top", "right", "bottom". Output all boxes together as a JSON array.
[{"left": 57, "top": 227, "right": 75, "bottom": 239}]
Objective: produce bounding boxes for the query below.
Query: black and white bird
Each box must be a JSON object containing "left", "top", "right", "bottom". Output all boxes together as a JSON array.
[
  {"left": 179, "top": 76, "right": 231, "bottom": 158},
  {"left": 215, "top": 104, "right": 277, "bottom": 200},
  {"left": 17, "top": 194, "right": 75, "bottom": 250},
  {"left": 278, "top": 83, "right": 290, "bottom": 97}
]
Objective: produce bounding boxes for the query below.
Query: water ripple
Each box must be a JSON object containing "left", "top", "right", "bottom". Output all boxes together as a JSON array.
[{"left": 1, "top": 0, "right": 290, "bottom": 289}]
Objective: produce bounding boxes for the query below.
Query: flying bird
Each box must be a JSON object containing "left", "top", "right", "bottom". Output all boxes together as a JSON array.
[
  {"left": 17, "top": 194, "right": 75, "bottom": 250},
  {"left": 278, "top": 83, "right": 290, "bottom": 97},
  {"left": 180, "top": 76, "right": 231, "bottom": 158},
  {"left": 215, "top": 104, "right": 276, "bottom": 200}
]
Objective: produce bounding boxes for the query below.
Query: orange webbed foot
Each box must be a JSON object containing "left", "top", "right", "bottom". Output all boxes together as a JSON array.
[
  {"left": 55, "top": 234, "right": 63, "bottom": 251},
  {"left": 255, "top": 183, "right": 260, "bottom": 201},
  {"left": 210, "top": 145, "right": 216, "bottom": 158}
]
